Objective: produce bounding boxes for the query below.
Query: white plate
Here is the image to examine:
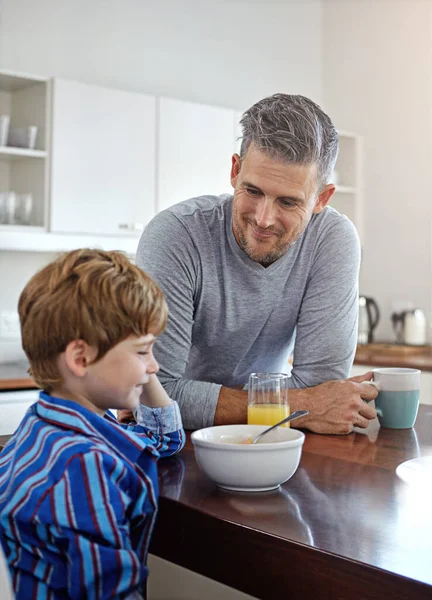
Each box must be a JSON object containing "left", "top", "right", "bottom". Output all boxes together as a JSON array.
[{"left": 396, "top": 455, "right": 432, "bottom": 488}]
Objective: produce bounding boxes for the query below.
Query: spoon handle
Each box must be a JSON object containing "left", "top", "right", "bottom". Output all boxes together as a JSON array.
[{"left": 252, "top": 410, "right": 309, "bottom": 444}]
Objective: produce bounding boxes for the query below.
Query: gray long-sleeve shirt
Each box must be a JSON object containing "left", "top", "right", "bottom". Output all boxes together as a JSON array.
[{"left": 136, "top": 194, "right": 361, "bottom": 429}]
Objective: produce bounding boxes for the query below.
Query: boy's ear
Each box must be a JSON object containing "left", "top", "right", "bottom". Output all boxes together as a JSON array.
[{"left": 63, "top": 340, "right": 95, "bottom": 377}]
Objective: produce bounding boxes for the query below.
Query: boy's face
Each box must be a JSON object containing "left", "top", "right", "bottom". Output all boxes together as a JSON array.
[{"left": 83, "top": 334, "right": 159, "bottom": 413}]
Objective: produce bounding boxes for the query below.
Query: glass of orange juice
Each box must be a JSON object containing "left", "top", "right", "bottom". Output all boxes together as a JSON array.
[{"left": 247, "top": 372, "right": 290, "bottom": 427}]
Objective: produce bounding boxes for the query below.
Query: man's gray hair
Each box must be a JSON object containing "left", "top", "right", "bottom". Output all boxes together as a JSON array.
[{"left": 239, "top": 93, "right": 338, "bottom": 190}]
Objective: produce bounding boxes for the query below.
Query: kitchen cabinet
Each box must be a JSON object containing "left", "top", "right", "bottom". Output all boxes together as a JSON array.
[
  {"left": 50, "top": 78, "right": 156, "bottom": 235},
  {"left": 0, "top": 72, "right": 364, "bottom": 252},
  {"left": 0, "top": 70, "right": 50, "bottom": 231},
  {"left": 157, "top": 97, "right": 237, "bottom": 212},
  {"left": 0, "top": 389, "right": 39, "bottom": 436}
]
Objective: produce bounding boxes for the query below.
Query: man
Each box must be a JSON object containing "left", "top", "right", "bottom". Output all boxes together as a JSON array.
[{"left": 135, "top": 93, "right": 377, "bottom": 435}]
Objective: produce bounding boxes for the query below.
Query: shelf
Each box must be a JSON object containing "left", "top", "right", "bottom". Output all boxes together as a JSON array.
[
  {"left": 0, "top": 230, "right": 139, "bottom": 255},
  {"left": 0, "top": 70, "right": 47, "bottom": 93},
  {"left": 0, "top": 147, "right": 47, "bottom": 160},
  {"left": 0, "top": 225, "right": 46, "bottom": 233}
]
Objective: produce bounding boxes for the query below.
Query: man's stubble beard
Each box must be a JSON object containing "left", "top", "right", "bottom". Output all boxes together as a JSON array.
[{"left": 232, "top": 211, "right": 308, "bottom": 267}]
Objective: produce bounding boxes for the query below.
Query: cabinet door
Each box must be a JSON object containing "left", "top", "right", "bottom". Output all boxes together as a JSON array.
[
  {"left": 50, "top": 79, "right": 156, "bottom": 235},
  {"left": 157, "top": 97, "right": 236, "bottom": 212}
]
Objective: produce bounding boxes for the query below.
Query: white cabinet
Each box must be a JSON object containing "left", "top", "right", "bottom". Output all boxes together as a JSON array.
[
  {"left": 157, "top": 97, "right": 237, "bottom": 212},
  {"left": 0, "top": 389, "right": 40, "bottom": 436},
  {"left": 0, "top": 70, "right": 50, "bottom": 231},
  {"left": 50, "top": 79, "right": 156, "bottom": 235},
  {"left": 329, "top": 131, "right": 363, "bottom": 240}
]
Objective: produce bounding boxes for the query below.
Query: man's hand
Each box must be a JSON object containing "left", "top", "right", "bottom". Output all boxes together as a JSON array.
[{"left": 291, "top": 371, "right": 378, "bottom": 435}]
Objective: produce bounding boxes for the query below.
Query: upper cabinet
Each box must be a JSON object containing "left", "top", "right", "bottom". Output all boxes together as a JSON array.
[
  {"left": 0, "top": 70, "right": 363, "bottom": 252},
  {"left": 157, "top": 97, "right": 237, "bottom": 212},
  {"left": 50, "top": 79, "right": 156, "bottom": 235},
  {"left": 0, "top": 70, "right": 50, "bottom": 231}
]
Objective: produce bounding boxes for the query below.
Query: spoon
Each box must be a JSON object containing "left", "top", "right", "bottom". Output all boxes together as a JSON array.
[{"left": 251, "top": 410, "right": 309, "bottom": 444}]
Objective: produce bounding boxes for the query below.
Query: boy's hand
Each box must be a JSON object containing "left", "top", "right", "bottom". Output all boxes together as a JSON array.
[
  {"left": 139, "top": 373, "right": 172, "bottom": 407},
  {"left": 117, "top": 409, "right": 135, "bottom": 424}
]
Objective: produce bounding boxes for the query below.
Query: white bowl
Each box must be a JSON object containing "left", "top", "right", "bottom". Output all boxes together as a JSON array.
[{"left": 191, "top": 424, "right": 305, "bottom": 492}]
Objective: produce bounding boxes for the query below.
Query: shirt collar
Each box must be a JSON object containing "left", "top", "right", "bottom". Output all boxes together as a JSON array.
[{"left": 35, "top": 391, "right": 158, "bottom": 464}]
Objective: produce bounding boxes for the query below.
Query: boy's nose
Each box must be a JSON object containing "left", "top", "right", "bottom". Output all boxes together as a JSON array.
[{"left": 147, "top": 354, "right": 159, "bottom": 375}]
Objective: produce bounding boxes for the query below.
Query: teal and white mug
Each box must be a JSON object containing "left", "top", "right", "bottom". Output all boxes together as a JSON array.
[{"left": 371, "top": 368, "right": 421, "bottom": 429}]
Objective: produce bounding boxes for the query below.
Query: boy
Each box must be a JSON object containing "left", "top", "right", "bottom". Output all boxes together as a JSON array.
[{"left": 0, "top": 248, "right": 185, "bottom": 599}]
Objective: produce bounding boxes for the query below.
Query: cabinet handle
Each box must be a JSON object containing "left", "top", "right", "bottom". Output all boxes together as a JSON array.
[{"left": 118, "top": 223, "right": 144, "bottom": 232}]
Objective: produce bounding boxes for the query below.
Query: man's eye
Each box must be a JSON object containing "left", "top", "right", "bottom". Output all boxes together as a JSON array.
[
  {"left": 138, "top": 351, "right": 149, "bottom": 356},
  {"left": 280, "top": 199, "right": 296, "bottom": 209},
  {"left": 246, "top": 187, "right": 261, "bottom": 196}
]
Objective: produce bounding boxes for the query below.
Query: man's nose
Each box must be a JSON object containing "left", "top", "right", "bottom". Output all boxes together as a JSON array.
[{"left": 255, "top": 198, "right": 276, "bottom": 228}]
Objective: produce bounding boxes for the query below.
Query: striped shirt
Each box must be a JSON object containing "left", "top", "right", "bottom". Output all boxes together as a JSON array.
[{"left": 0, "top": 392, "right": 185, "bottom": 599}]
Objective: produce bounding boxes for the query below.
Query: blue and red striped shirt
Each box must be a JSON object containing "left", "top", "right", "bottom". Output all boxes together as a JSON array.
[{"left": 0, "top": 392, "right": 185, "bottom": 599}]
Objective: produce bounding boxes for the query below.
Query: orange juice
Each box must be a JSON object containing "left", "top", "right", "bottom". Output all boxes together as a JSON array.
[{"left": 247, "top": 404, "right": 290, "bottom": 427}]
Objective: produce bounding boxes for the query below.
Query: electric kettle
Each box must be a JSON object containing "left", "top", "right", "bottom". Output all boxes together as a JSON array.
[
  {"left": 391, "top": 308, "right": 427, "bottom": 346},
  {"left": 358, "top": 296, "right": 380, "bottom": 344}
]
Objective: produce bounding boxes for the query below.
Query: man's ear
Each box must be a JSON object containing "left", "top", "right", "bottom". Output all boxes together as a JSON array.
[
  {"left": 63, "top": 340, "right": 95, "bottom": 377},
  {"left": 313, "top": 184, "right": 336, "bottom": 214},
  {"left": 230, "top": 153, "right": 241, "bottom": 189}
]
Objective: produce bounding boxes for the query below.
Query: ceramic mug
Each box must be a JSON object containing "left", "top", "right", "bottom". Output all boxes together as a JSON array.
[{"left": 370, "top": 368, "right": 421, "bottom": 429}]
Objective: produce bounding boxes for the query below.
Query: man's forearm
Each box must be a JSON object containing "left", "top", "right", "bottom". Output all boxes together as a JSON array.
[
  {"left": 214, "top": 386, "right": 248, "bottom": 425},
  {"left": 214, "top": 386, "right": 309, "bottom": 426},
  {"left": 213, "top": 376, "right": 380, "bottom": 435}
]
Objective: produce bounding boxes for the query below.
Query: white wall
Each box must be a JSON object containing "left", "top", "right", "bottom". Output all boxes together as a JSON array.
[
  {"left": 0, "top": 0, "right": 324, "bottom": 363},
  {"left": 0, "top": 0, "right": 323, "bottom": 109},
  {"left": 323, "top": 0, "right": 432, "bottom": 341}
]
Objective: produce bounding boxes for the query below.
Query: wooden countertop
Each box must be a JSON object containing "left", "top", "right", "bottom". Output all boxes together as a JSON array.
[
  {"left": 355, "top": 343, "right": 432, "bottom": 371},
  {"left": 2, "top": 409, "right": 432, "bottom": 598},
  {"left": 1, "top": 343, "right": 431, "bottom": 392},
  {"left": 0, "top": 363, "right": 37, "bottom": 390},
  {"left": 150, "top": 408, "right": 432, "bottom": 599}
]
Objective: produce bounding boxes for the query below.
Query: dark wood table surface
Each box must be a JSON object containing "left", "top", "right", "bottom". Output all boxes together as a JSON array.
[{"left": 150, "top": 406, "right": 432, "bottom": 600}]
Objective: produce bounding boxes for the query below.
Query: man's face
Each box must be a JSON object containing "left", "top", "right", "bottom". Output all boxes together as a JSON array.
[{"left": 230, "top": 145, "right": 334, "bottom": 266}]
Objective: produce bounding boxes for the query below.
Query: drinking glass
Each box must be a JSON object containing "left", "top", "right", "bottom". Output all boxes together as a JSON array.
[
  {"left": 248, "top": 372, "right": 290, "bottom": 427},
  {"left": 17, "top": 193, "right": 33, "bottom": 225}
]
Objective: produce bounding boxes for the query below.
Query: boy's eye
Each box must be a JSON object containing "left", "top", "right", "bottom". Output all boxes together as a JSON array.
[{"left": 138, "top": 351, "right": 149, "bottom": 356}]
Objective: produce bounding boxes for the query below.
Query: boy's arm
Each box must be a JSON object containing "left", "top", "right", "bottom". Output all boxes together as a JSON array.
[
  {"left": 47, "top": 450, "right": 153, "bottom": 600},
  {"left": 121, "top": 374, "right": 185, "bottom": 457}
]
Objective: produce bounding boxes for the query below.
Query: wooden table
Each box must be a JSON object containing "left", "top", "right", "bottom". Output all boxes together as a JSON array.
[{"left": 150, "top": 406, "right": 432, "bottom": 600}]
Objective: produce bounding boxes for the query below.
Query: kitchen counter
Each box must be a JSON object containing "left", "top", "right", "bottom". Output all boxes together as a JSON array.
[
  {"left": 0, "top": 362, "right": 37, "bottom": 390},
  {"left": 149, "top": 407, "right": 432, "bottom": 599},
  {"left": 2, "top": 408, "right": 432, "bottom": 599},
  {"left": 1, "top": 344, "right": 432, "bottom": 392},
  {"left": 354, "top": 343, "right": 432, "bottom": 371}
]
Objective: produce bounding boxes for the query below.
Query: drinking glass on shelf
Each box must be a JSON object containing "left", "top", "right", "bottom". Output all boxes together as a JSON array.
[
  {"left": 248, "top": 372, "right": 290, "bottom": 427},
  {"left": 0, "top": 115, "right": 10, "bottom": 147},
  {"left": 0, "top": 192, "right": 18, "bottom": 224},
  {"left": 17, "top": 193, "right": 33, "bottom": 225}
]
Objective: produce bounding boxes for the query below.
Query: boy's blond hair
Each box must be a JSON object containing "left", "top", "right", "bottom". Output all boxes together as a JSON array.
[{"left": 18, "top": 248, "right": 168, "bottom": 392}]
